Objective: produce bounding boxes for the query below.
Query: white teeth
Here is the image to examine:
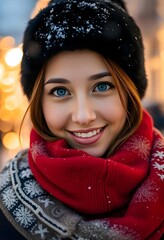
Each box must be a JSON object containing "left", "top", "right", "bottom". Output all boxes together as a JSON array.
[{"left": 74, "top": 128, "right": 101, "bottom": 138}]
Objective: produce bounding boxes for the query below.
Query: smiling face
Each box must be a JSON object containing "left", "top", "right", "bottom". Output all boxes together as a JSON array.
[{"left": 42, "top": 50, "right": 127, "bottom": 157}]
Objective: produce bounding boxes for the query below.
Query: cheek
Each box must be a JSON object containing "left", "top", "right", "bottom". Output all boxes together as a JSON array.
[
  {"left": 97, "top": 96, "right": 126, "bottom": 124},
  {"left": 42, "top": 101, "right": 68, "bottom": 131}
]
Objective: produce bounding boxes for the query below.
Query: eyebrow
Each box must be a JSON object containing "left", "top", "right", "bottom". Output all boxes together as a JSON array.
[
  {"left": 89, "top": 72, "right": 111, "bottom": 80},
  {"left": 44, "top": 78, "right": 69, "bottom": 85},
  {"left": 44, "top": 71, "right": 111, "bottom": 85}
]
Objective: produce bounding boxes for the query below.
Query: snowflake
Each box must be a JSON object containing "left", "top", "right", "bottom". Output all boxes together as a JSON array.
[
  {"left": 13, "top": 205, "right": 35, "bottom": 228},
  {"left": 153, "top": 162, "right": 164, "bottom": 171},
  {"left": 109, "top": 224, "right": 140, "bottom": 240},
  {"left": 157, "top": 173, "right": 164, "bottom": 181},
  {"left": 123, "top": 135, "right": 150, "bottom": 160},
  {"left": 1, "top": 186, "right": 18, "bottom": 210},
  {"left": 153, "top": 151, "right": 164, "bottom": 160},
  {"left": 132, "top": 180, "right": 158, "bottom": 203},
  {"left": 20, "top": 169, "right": 32, "bottom": 179},
  {"left": 23, "top": 180, "right": 45, "bottom": 198},
  {"left": 19, "top": 159, "right": 29, "bottom": 170},
  {"left": 153, "top": 138, "right": 164, "bottom": 149},
  {"left": 34, "top": 224, "right": 48, "bottom": 239},
  {"left": 31, "top": 141, "right": 46, "bottom": 158},
  {"left": 0, "top": 169, "right": 10, "bottom": 190},
  {"left": 38, "top": 197, "right": 54, "bottom": 208}
]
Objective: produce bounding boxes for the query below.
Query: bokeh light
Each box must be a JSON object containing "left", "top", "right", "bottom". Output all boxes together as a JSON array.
[
  {"left": 4, "top": 95, "right": 20, "bottom": 110},
  {"left": 0, "top": 76, "right": 16, "bottom": 92},
  {"left": 0, "top": 63, "right": 5, "bottom": 79},
  {"left": 4, "top": 47, "right": 23, "bottom": 67},
  {"left": 2, "top": 132, "right": 19, "bottom": 150},
  {"left": 0, "top": 36, "right": 15, "bottom": 51}
]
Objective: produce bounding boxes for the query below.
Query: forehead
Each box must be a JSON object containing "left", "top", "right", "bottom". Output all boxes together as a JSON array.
[
  {"left": 44, "top": 49, "right": 110, "bottom": 79},
  {"left": 45, "top": 50, "right": 109, "bottom": 81}
]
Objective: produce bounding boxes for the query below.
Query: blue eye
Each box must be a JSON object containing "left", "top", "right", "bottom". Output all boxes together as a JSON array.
[
  {"left": 50, "top": 87, "right": 69, "bottom": 97},
  {"left": 94, "top": 82, "right": 112, "bottom": 92}
]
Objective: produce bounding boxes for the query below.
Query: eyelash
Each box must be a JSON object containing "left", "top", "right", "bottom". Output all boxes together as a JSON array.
[
  {"left": 49, "top": 82, "right": 115, "bottom": 97},
  {"left": 94, "top": 81, "right": 114, "bottom": 92},
  {"left": 49, "top": 86, "right": 70, "bottom": 97}
]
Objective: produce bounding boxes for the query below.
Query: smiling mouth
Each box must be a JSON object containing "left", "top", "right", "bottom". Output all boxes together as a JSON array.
[
  {"left": 73, "top": 128, "right": 102, "bottom": 138},
  {"left": 68, "top": 126, "right": 106, "bottom": 145}
]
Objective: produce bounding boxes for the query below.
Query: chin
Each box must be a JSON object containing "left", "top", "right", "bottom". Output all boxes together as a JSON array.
[
  {"left": 82, "top": 148, "right": 106, "bottom": 158},
  {"left": 68, "top": 140, "right": 107, "bottom": 157}
]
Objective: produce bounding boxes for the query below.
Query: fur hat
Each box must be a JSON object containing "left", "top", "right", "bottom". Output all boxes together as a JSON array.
[{"left": 21, "top": 0, "right": 147, "bottom": 99}]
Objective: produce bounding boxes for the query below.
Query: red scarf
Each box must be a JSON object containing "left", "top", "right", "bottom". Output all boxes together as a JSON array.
[{"left": 29, "top": 110, "right": 164, "bottom": 239}]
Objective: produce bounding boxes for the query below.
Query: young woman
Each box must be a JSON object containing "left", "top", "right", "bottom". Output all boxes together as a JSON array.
[{"left": 0, "top": 0, "right": 163, "bottom": 239}]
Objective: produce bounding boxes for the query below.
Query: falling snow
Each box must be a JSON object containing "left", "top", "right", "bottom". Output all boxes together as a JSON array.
[{"left": 77, "top": 1, "right": 98, "bottom": 9}]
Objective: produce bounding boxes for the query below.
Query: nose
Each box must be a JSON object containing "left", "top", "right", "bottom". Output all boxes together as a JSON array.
[{"left": 72, "top": 98, "right": 96, "bottom": 125}]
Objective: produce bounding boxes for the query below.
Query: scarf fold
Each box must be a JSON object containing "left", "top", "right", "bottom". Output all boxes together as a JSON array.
[{"left": 29, "top": 110, "right": 164, "bottom": 239}]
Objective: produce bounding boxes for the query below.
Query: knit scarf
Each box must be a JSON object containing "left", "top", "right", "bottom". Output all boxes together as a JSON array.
[{"left": 29, "top": 110, "right": 164, "bottom": 239}]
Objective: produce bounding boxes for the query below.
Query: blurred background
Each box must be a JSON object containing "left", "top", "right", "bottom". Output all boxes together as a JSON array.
[{"left": 0, "top": 0, "right": 164, "bottom": 169}]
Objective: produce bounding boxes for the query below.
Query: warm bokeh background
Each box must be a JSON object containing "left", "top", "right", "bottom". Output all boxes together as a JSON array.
[{"left": 0, "top": 0, "right": 164, "bottom": 169}]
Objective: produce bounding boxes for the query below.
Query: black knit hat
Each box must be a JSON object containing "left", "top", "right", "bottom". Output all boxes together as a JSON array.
[{"left": 21, "top": 0, "right": 147, "bottom": 99}]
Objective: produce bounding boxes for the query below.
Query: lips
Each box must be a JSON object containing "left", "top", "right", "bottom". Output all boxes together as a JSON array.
[
  {"left": 73, "top": 128, "right": 101, "bottom": 138},
  {"left": 69, "top": 126, "right": 106, "bottom": 145}
]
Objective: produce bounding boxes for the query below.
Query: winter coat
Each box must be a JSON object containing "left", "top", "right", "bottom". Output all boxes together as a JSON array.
[{"left": 0, "top": 209, "right": 26, "bottom": 240}]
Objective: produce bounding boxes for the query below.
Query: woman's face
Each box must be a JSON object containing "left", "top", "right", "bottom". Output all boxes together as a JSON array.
[{"left": 42, "top": 50, "right": 127, "bottom": 157}]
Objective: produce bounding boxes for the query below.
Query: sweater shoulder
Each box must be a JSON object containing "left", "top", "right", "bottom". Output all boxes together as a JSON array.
[
  {"left": 0, "top": 149, "right": 33, "bottom": 239},
  {"left": 0, "top": 149, "right": 81, "bottom": 240}
]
